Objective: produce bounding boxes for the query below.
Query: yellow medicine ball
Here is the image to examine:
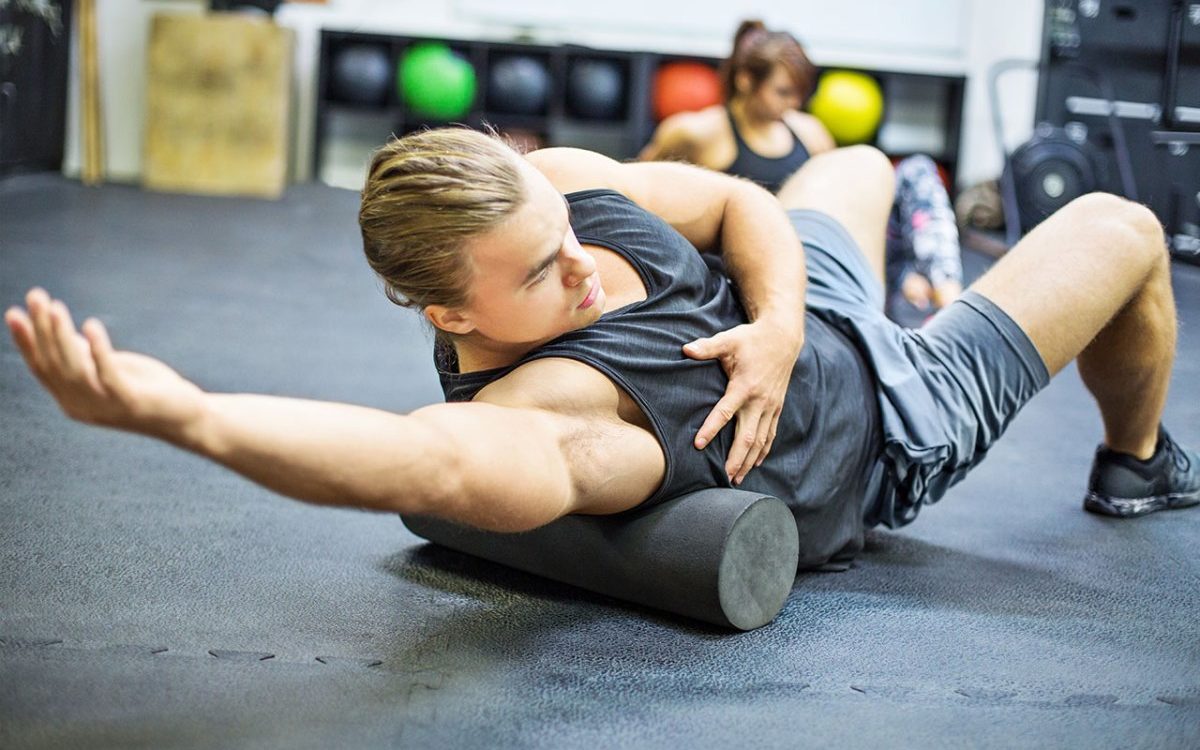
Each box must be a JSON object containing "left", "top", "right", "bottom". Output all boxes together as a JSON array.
[{"left": 808, "top": 70, "right": 885, "bottom": 146}]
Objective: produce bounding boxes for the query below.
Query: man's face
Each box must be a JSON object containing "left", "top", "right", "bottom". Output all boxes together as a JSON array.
[{"left": 451, "top": 161, "right": 607, "bottom": 348}]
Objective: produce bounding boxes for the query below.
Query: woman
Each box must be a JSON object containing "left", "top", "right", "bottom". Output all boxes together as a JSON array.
[{"left": 640, "top": 20, "right": 964, "bottom": 317}]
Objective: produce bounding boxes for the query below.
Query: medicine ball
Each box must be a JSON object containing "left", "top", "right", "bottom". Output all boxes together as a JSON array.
[
  {"left": 487, "top": 56, "right": 551, "bottom": 116},
  {"left": 808, "top": 70, "right": 884, "bottom": 145},
  {"left": 653, "top": 61, "right": 723, "bottom": 121},
  {"left": 331, "top": 45, "right": 391, "bottom": 105},
  {"left": 398, "top": 43, "right": 476, "bottom": 119},
  {"left": 1004, "top": 123, "right": 1104, "bottom": 233},
  {"left": 566, "top": 59, "right": 625, "bottom": 120}
]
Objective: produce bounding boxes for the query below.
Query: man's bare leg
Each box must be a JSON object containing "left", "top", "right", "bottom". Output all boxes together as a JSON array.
[
  {"left": 776, "top": 145, "right": 895, "bottom": 288},
  {"left": 969, "top": 192, "right": 1175, "bottom": 460}
]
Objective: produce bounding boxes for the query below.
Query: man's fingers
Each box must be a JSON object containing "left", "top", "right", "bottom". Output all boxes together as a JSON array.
[
  {"left": 726, "top": 408, "right": 766, "bottom": 484},
  {"left": 682, "top": 336, "right": 716, "bottom": 360},
  {"left": 6, "top": 307, "right": 35, "bottom": 358},
  {"left": 756, "top": 409, "right": 781, "bottom": 468},
  {"left": 49, "top": 300, "right": 89, "bottom": 378},
  {"left": 83, "top": 318, "right": 119, "bottom": 394},
  {"left": 27, "top": 289, "right": 62, "bottom": 370},
  {"left": 684, "top": 331, "right": 737, "bottom": 362},
  {"left": 5, "top": 307, "right": 46, "bottom": 380},
  {"left": 694, "top": 392, "right": 742, "bottom": 449},
  {"left": 732, "top": 410, "right": 773, "bottom": 484}
]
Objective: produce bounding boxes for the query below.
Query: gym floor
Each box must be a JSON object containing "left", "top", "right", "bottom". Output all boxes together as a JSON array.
[{"left": 2, "top": 174, "right": 1198, "bottom": 748}]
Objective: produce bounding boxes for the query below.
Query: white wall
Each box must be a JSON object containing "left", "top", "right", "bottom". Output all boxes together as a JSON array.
[
  {"left": 958, "top": 0, "right": 1043, "bottom": 186},
  {"left": 64, "top": 0, "right": 1043, "bottom": 187},
  {"left": 63, "top": 0, "right": 207, "bottom": 182}
]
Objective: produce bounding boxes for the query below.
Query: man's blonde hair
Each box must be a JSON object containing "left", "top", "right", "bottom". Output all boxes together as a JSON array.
[{"left": 359, "top": 128, "right": 525, "bottom": 313}]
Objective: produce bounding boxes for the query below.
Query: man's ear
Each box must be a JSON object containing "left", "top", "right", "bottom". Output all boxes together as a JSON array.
[{"left": 425, "top": 305, "right": 475, "bottom": 336}]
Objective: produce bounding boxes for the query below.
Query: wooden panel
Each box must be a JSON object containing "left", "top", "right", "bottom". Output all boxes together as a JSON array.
[{"left": 143, "top": 13, "right": 291, "bottom": 198}]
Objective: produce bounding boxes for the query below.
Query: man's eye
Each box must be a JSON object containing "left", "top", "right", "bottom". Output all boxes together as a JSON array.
[{"left": 533, "top": 266, "right": 551, "bottom": 284}]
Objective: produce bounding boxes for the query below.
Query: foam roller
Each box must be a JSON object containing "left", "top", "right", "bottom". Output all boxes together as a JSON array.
[{"left": 402, "top": 488, "right": 799, "bottom": 630}]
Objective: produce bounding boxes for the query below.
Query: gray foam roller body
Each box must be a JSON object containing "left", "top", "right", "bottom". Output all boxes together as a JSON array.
[{"left": 402, "top": 488, "right": 799, "bottom": 630}]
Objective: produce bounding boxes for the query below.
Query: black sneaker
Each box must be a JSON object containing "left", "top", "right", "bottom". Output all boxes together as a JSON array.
[{"left": 1084, "top": 428, "right": 1200, "bottom": 518}]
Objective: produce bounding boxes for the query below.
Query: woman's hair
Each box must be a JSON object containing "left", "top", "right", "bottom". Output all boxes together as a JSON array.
[
  {"left": 722, "top": 19, "right": 817, "bottom": 102},
  {"left": 359, "top": 127, "right": 525, "bottom": 315}
]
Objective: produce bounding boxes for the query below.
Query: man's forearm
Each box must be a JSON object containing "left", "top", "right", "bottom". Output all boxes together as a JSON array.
[
  {"left": 719, "top": 182, "right": 807, "bottom": 343},
  {"left": 171, "top": 394, "right": 579, "bottom": 532},
  {"left": 174, "top": 394, "right": 456, "bottom": 514}
]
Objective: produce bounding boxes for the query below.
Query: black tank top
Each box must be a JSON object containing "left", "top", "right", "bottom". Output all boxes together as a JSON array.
[
  {"left": 436, "top": 190, "right": 881, "bottom": 567},
  {"left": 724, "top": 107, "right": 811, "bottom": 194}
]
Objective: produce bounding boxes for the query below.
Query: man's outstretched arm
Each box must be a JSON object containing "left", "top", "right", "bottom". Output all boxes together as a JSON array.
[{"left": 4, "top": 288, "right": 643, "bottom": 533}]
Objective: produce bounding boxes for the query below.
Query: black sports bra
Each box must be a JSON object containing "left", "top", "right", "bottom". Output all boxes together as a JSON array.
[{"left": 723, "top": 107, "right": 811, "bottom": 194}]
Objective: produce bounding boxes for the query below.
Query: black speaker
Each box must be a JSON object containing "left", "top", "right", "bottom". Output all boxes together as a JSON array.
[
  {"left": 0, "top": 2, "right": 72, "bottom": 176},
  {"left": 1035, "top": 0, "right": 1200, "bottom": 263}
]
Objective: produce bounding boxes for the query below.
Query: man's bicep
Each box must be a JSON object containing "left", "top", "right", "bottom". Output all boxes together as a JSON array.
[
  {"left": 409, "top": 401, "right": 658, "bottom": 531},
  {"left": 408, "top": 401, "right": 577, "bottom": 532},
  {"left": 617, "top": 162, "right": 745, "bottom": 251},
  {"left": 525, "top": 147, "right": 627, "bottom": 194},
  {"left": 526, "top": 147, "right": 752, "bottom": 253}
]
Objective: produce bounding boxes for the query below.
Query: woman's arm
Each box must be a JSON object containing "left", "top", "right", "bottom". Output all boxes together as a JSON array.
[
  {"left": 787, "top": 111, "right": 837, "bottom": 156},
  {"left": 637, "top": 112, "right": 700, "bottom": 162},
  {"left": 4, "top": 289, "right": 639, "bottom": 533}
]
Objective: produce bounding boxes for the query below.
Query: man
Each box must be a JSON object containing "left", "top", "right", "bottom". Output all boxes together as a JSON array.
[{"left": 6, "top": 129, "right": 1197, "bottom": 571}]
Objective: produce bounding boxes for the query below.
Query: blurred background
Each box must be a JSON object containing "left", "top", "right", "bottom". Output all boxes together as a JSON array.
[{"left": 3, "top": 0, "right": 1198, "bottom": 256}]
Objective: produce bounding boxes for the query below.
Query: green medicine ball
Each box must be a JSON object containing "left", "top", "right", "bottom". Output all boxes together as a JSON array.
[{"left": 398, "top": 43, "right": 476, "bottom": 119}]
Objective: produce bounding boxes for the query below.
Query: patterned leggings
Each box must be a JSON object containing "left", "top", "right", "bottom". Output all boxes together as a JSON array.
[{"left": 885, "top": 155, "right": 962, "bottom": 293}]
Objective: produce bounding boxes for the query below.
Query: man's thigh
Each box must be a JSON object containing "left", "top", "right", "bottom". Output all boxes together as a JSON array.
[
  {"left": 789, "top": 209, "right": 885, "bottom": 314},
  {"left": 967, "top": 192, "right": 1164, "bottom": 376}
]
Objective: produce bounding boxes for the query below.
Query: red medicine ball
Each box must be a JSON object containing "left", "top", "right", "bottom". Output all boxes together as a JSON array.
[{"left": 653, "top": 61, "right": 723, "bottom": 121}]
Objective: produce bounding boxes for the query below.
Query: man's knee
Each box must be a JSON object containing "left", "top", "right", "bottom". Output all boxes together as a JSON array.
[
  {"left": 779, "top": 145, "right": 894, "bottom": 206},
  {"left": 1064, "top": 192, "right": 1166, "bottom": 269},
  {"left": 837, "top": 145, "right": 895, "bottom": 184}
]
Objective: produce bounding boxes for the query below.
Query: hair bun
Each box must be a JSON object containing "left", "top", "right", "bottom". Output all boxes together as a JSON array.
[{"left": 732, "top": 19, "right": 767, "bottom": 51}]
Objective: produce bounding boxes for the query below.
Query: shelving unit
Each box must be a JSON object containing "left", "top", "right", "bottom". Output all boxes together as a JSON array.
[{"left": 313, "top": 29, "right": 966, "bottom": 189}]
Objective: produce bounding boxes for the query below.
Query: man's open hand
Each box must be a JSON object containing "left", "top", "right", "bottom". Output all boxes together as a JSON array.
[
  {"left": 683, "top": 318, "right": 804, "bottom": 485},
  {"left": 5, "top": 288, "right": 205, "bottom": 439}
]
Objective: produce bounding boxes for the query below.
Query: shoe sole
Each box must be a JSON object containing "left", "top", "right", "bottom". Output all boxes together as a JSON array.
[{"left": 1083, "top": 489, "right": 1200, "bottom": 518}]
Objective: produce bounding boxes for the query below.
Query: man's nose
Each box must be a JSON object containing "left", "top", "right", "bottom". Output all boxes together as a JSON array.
[{"left": 563, "top": 246, "right": 596, "bottom": 285}]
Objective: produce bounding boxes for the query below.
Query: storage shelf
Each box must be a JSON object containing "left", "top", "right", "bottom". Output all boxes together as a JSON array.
[{"left": 313, "top": 29, "right": 966, "bottom": 191}]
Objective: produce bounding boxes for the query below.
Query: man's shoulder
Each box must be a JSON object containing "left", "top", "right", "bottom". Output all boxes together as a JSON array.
[
  {"left": 524, "top": 147, "right": 622, "bottom": 195},
  {"left": 475, "top": 355, "right": 660, "bottom": 449},
  {"left": 474, "top": 356, "right": 625, "bottom": 415}
]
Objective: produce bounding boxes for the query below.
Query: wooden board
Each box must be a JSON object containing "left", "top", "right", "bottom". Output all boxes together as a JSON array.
[{"left": 143, "top": 13, "right": 292, "bottom": 199}]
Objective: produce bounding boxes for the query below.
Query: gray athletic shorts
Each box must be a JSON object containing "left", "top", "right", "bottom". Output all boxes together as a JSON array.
[{"left": 789, "top": 209, "right": 1051, "bottom": 527}]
